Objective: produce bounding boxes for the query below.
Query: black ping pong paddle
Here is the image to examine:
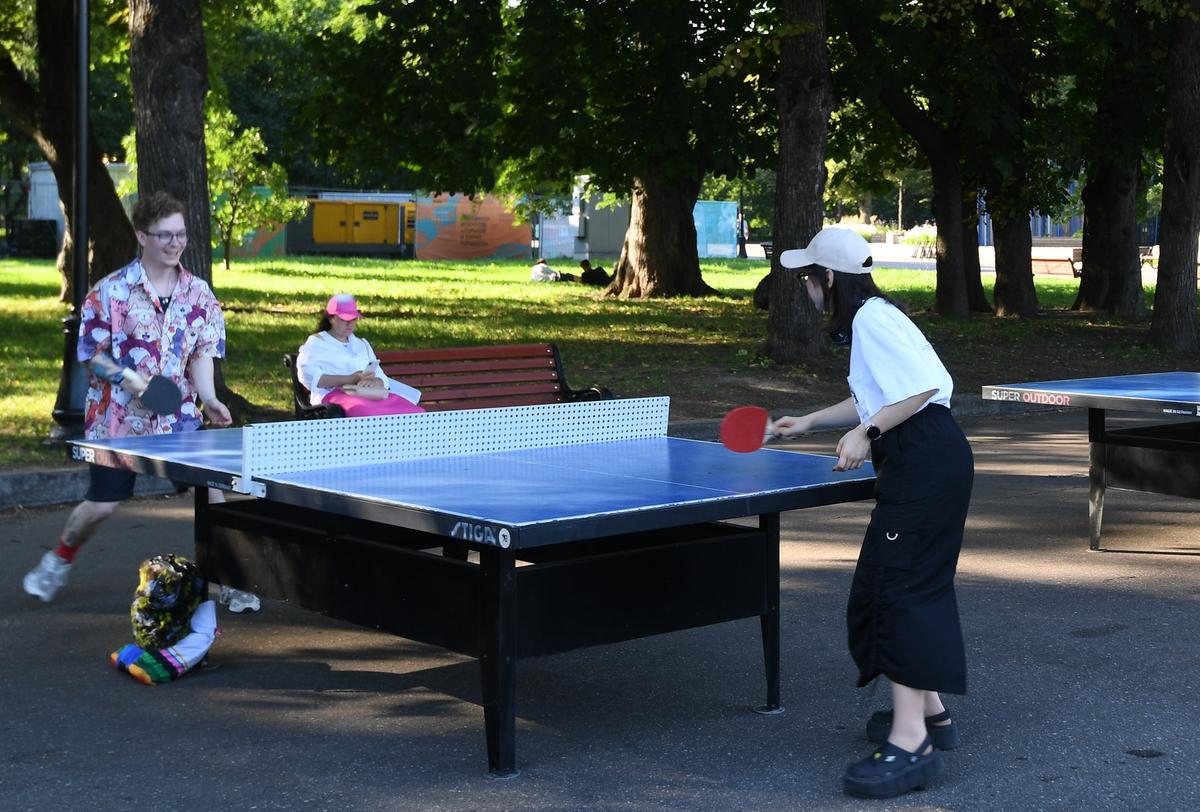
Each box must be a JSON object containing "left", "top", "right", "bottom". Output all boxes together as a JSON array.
[{"left": 89, "top": 354, "right": 183, "bottom": 416}]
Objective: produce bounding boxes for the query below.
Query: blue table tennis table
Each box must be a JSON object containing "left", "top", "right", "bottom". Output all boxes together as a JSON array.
[
  {"left": 982, "top": 372, "right": 1200, "bottom": 552},
  {"left": 70, "top": 398, "right": 875, "bottom": 776}
]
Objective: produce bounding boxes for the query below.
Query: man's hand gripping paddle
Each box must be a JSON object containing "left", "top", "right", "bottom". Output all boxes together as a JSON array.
[
  {"left": 89, "top": 354, "right": 183, "bottom": 416},
  {"left": 719, "top": 406, "right": 772, "bottom": 453}
]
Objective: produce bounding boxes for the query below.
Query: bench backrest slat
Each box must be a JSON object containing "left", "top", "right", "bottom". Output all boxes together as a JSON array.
[
  {"left": 381, "top": 357, "right": 556, "bottom": 377},
  {"left": 403, "top": 370, "right": 561, "bottom": 388},
  {"left": 375, "top": 343, "right": 555, "bottom": 363}
]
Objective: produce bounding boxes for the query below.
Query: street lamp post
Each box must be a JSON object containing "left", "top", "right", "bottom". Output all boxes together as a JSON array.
[
  {"left": 49, "top": 0, "right": 90, "bottom": 443},
  {"left": 736, "top": 182, "right": 748, "bottom": 259}
]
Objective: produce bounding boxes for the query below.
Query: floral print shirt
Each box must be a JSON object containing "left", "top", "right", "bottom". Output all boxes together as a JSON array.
[{"left": 78, "top": 258, "right": 226, "bottom": 439}]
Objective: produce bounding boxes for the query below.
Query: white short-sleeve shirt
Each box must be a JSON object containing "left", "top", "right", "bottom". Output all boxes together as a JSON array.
[
  {"left": 295, "top": 332, "right": 420, "bottom": 405},
  {"left": 846, "top": 298, "right": 953, "bottom": 424}
]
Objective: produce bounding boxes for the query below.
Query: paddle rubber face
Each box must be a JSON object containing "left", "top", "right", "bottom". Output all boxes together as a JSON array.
[
  {"left": 139, "top": 375, "right": 183, "bottom": 415},
  {"left": 719, "top": 406, "right": 771, "bottom": 453},
  {"left": 89, "top": 353, "right": 182, "bottom": 415}
]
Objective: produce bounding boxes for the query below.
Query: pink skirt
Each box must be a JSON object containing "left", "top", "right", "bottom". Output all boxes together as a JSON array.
[{"left": 323, "top": 391, "right": 426, "bottom": 417}]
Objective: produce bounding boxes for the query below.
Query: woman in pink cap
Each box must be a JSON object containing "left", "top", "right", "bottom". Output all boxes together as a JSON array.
[{"left": 295, "top": 294, "right": 424, "bottom": 417}]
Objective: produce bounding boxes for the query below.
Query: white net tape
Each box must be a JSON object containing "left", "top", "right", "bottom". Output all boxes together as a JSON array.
[{"left": 242, "top": 397, "right": 670, "bottom": 479}]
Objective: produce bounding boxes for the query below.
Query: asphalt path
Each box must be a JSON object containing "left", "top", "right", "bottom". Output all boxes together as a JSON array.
[{"left": 2, "top": 409, "right": 1198, "bottom": 811}]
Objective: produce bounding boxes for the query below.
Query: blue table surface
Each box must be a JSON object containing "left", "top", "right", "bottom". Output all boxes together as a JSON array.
[{"left": 74, "top": 430, "right": 874, "bottom": 527}]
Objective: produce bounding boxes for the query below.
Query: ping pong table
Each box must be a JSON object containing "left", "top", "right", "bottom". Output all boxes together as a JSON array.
[
  {"left": 982, "top": 372, "right": 1200, "bottom": 551},
  {"left": 70, "top": 398, "right": 875, "bottom": 776}
]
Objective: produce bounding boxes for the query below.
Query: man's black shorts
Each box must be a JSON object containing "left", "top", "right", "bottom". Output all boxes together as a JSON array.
[
  {"left": 84, "top": 464, "right": 190, "bottom": 502},
  {"left": 84, "top": 464, "right": 138, "bottom": 502}
]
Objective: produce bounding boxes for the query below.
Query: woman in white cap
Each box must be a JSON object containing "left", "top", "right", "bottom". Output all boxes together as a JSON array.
[
  {"left": 296, "top": 293, "right": 424, "bottom": 417},
  {"left": 769, "top": 227, "right": 973, "bottom": 800}
]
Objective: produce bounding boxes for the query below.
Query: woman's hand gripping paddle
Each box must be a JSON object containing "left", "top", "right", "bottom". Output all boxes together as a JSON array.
[
  {"left": 719, "top": 406, "right": 772, "bottom": 453},
  {"left": 89, "top": 354, "right": 183, "bottom": 416}
]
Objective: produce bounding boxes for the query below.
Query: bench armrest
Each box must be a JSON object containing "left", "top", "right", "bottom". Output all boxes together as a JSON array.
[{"left": 566, "top": 384, "right": 614, "bottom": 402}]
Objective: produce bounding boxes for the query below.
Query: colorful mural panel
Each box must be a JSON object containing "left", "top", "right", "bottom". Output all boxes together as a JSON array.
[{"left": 414, "top": 195, "right": 530, "bottom": 260}]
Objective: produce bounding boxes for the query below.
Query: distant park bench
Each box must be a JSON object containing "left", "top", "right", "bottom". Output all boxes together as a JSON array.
[
  {"left": 1030, "top": 256, "right": 1079, "bottom": 277},
  {"left": 1065, "top": 246, "right": 1151, "bottom": 277},
  {"left": 1069, "top": 246, "right": 1197, "bottom": 277}
]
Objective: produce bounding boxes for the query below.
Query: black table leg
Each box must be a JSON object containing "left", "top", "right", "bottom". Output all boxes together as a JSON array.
[
  {"left": 193, "top": 485, "right": 211, "bottom": 563},
  {"left": 754, "top": 512, "right": 783, "bottom": 715},
  {"left": 479, "top": 547, "right": 519, "bottom": 777},
  {"left": 1088, "top": 408, "right": 1106, "bottom": 551}
]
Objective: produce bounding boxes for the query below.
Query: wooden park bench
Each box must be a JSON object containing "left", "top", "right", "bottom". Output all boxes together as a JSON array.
[
  {"left": 1030, "top": 256, "right": 1079, "bottom": 277},
  {"left": 284, "top": 342, "right": 613, "bottom": 419},
  {"left": 1068, "top": 246, "right": 1151, "bottom": 277},
  {"left": 1069, "top": 246, "right": 1196, "bottom": 277}
]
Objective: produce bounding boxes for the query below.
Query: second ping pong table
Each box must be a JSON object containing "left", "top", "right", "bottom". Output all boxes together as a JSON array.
[
  {"left": 982, "top": 372, "right": 1200, "bottom": 551},
  {"left": 70, "top": 398, "right": 875, "bottom": 776}
]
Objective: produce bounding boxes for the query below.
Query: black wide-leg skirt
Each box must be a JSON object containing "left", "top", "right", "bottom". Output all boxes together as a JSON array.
[{"left": 846, "top": 403, "right": 974, "bottom": 694}]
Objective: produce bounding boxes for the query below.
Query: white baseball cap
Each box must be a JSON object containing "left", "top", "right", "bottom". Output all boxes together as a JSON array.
[{"left": 778, "top": 227, "right": 874, "bottom": 274}]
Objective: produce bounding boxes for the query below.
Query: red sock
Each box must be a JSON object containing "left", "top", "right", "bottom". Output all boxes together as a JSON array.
[{"left": 54, "top": 541, "right": 78, "bottom": 563}]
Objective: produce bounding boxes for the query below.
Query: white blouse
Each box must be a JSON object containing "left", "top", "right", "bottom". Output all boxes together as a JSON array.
[
  {"left": 846, "top": 298, "right": 952, "bottom": 424},
  {"left": 295, "top": 332, "right": 421, "bottom": 405}
]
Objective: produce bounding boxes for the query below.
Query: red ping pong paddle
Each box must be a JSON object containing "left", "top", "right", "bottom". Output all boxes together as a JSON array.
[
  {"left": 719, "top": 406, "right": 771, "bottom": 453},
  {"left": 89, "top": 354, "right": 183, "bottom": 416}
]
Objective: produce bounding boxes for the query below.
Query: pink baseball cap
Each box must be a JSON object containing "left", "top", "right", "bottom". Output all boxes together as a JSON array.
[{"left": 326, "top": 293, "right": 361, "bottom": 321}]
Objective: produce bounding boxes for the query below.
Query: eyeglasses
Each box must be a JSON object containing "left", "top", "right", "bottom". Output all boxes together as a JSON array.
[{"left": 145, "top": 230, "right": 188, "bottom": 245}]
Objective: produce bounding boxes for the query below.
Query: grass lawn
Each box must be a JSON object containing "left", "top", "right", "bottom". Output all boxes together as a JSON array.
[{"left": 0, "top": 255, "right": 1192, "bottom": 468}]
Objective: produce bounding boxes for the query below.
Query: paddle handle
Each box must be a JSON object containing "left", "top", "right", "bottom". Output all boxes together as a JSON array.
[{"left": 89, "top": 353, "right": 150, "bottom": 394}]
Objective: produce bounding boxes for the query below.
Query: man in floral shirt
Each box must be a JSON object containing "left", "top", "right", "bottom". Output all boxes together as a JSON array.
[{"left": 23, "top": 191, "right": 236, "bottom": 604}]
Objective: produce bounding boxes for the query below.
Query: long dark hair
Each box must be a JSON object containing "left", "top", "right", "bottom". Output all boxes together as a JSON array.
[
  {"left": 811, "top": 270, "right": 903, "bottom": 345},
  {"left": 316, "top": 313, "right": 335, "bottom": 333}
]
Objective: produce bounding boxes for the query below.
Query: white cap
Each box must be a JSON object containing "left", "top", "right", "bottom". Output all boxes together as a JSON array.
[{"left": 778, "top": 227, "right": 874, "bottom": 274}]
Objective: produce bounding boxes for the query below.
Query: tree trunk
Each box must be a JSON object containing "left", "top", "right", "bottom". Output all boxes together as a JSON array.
[
  {"left": 1150, "top": 0, "right": 1200, "bottom": 351},
  {"left": 609, "top": 173, "right": 713, "bottom": 298},
  {"left": 128, "top": 0, "right": 212, "bottom": 285},
  {"left": 866, "top": 80, "right": 968, "bottom": 317},
  {"left": 928, "top": 151, "right": 968, "bottom": 317},
  {"left": 857, "top": 192, "right": 872, "bottom": 223},
  {"left": 991, "top": 206, "right": 1038, "bottom": 317},
  {"left": 1072, "top": 7, "right": 1150, "bottom": 319},
  {"left": 961, "top": 189, "right": 991, "bottom": 313},
  {"left": 847, "top": 16, "right": 968, "bottom": 319},
  {"left": 762, "top": 0, "right": 832, "bottom": 362},
  {"left": 1073, "top": 162, "right": 1144, "bottom": 316},
  {"left": 129, "top": 0, "right": 254, "bottom": 415},
  {"left": 0, "top": 1, "right": 137, "bottom": 301}
]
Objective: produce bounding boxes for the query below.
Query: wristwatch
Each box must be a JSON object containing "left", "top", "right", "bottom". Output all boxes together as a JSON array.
[{"left": 864, "top": 424, "right": 882, "bottom": 440}]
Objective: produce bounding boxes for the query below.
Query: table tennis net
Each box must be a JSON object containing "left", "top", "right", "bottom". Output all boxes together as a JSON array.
[{"left": 242, "top": 396, "right": 670, "bottom": 479}]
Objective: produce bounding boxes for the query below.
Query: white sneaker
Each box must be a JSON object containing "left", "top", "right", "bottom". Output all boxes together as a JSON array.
[
  {"left": 218, "top": 585, "right": 261, "bottom": 613},
  {"left": 23, "top": 551, "right": 73, "bottom": 603}
]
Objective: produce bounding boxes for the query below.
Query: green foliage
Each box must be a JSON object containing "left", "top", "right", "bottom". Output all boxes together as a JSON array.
[
  {"left": 699, "top": 169, "right": 776, "bottom": 236},
  {"left": 494, "top": 1, "right": 773, "bottom": 198},
  {"left": 0, "top": 0, "right": 133, "bottom": 160},
  {"left": 207, "top": 0, "right": 349, "bottom": 188},
  {"left": 205, "top": 106, "right": 307, "bottom": 269},
  {"left": 0, "top": 0, "right": 35, "bottom": 74},
  {"left": 88, "top": 0, "right": 134, "bottom": 160},
  {"left": 828, "top": 1, "right": 1088, "bottom": 222},
  {"left": 300, "top": 0, "right": 505, "bottom": 192},
  {"left": 119, "top": 103, "right": 306, "bottom": 267},
  {"left": 299, "top": 0, "right": 777, "bottom": 202}
]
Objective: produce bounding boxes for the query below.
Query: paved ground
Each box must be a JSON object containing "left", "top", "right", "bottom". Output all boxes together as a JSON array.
[{"left": 2, "top": 408, "right": 1199, "bottom": 811}]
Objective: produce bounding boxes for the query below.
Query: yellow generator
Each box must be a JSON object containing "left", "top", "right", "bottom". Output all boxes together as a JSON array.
[{"left": 286, "top": 199, "right": 415, "bottom": 258}]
